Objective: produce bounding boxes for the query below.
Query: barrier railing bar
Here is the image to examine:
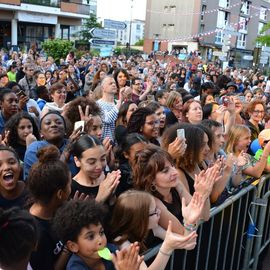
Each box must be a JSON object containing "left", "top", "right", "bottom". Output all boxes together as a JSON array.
[
  {"left": 214, "top": 211, "right": 225, "bottom": 270},
  {"left": 204, "top": 214, "right": 215, "bottom": 269},
  {"left": 222, "top": 203, "right": 234, "bottom": 270},
  {"left": 182, "top": 250, "right": 187, "bottom": 269},
  {"left": 252, "top": 197, "right": 268, "bottom": 270},
  {"left": 243, "top": 189, "right": 258, "bottom": 269},
  {"left": 210, "top": 185, "right": 256, "bottom": 217},
  {"left": 236, "top": 190, "right": 252, "bottom": 270},
  {"left": 195, "top": 224, "right": 203, "bottom": 270},
  {"left": 260, "top": 239, "right": 270, "bottom": 254},
  {"left": 143, "top": 243, "right": 161, "bottom": 261},
  {"left": 142, "top": 181, "right": 264, "bottom": 270},
  {"left": 230, "top": 196, "right": 242, "bottom": 270},
  {"left": 169, "top": 250, "right": 175, "bottom": 270},
  {"left": 263, "top": 200, "right": 270, "bottom": 244}
]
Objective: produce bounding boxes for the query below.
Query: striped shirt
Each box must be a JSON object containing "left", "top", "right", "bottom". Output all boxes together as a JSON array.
[{"left": 97, "top": 99, "right": 119, "bottom": 141}]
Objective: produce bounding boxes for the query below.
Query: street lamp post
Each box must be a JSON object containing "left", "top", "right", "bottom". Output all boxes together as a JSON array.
[{"left": 128, "top": 0, "right": 133, "bottom": 55}]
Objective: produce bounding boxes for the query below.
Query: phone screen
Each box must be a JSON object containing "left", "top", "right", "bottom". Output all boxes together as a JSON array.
[{"left": 74, "top": 121, "right": 84, "bottom": 131}]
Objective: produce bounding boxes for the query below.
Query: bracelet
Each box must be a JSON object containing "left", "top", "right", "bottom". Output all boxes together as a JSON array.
[
  {"left": 184, "top": 222, "right": 197, "bottom": 232},
  {"left": 159, "top": 249, "right": 172, "bottom": 256}
]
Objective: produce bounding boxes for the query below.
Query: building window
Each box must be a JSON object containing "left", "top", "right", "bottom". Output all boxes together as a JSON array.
[
  {"left": 217, "top": 10, "right": 229, "bottom": 28},
  {"left": 215, "top": 31, "right": 224, "bottom": 44},
  {"left": 237, "top": 33, "right": 246, "bottom": 48},
  {"left": 136, "top": 24, "right": 140, "bottom": 31},
  {"left": 168, "top": 24, "right": 174, "bottom": 31},
  {"left": 61, "top": 26, "right": 70, "bottom": 40},
  {"left": 200, "top": 24, "right": 205, "bottom": 32},
  {"left": 260, "top": 7, "right": 267, "bottom": 21},
  {"left": 258, "top": 22, "right": 265, "bottom": 35},
  {"left": 170, "top": 5, "right": 176, "bottom": 13},
  {"left": 239, "top": 16, "right": 247, "bottom": 32},
  {"left": 241, "top": 1, "right": 251, "bottom": 15},
  {"left": 219, "top": 0, "right": 230, "bottom": 8},
  {"left": 201, "top": 5, "right": 207, "bottom": 21}
]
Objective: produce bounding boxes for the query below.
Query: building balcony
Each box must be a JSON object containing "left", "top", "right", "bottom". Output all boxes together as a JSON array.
[
  {"left": 21, "top": 0, "right": 60, "bottom": 7},
  {"left": 0, "top": 0, "right": 20, "bottom": 5},
  {"left": 19, "top": 0, "right": 90, "bottom": 16},
  {"left": 61, "top": 0, "right": 90, "bottom": 15}
]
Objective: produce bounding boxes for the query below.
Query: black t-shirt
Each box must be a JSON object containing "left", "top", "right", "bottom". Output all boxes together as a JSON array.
[
  {"left": 0, "top": 186, "right": 28, "bottom": 210},
  {"left": 30, "top": 217, "right": 62, "bottom": 270},
  {"left": 71, "top": 179, "right": 99, "bottom": 200}
]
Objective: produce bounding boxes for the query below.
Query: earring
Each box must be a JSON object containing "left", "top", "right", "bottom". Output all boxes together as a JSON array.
[{"left": 150, "top": 184, "right": 157, "bottom": 192}]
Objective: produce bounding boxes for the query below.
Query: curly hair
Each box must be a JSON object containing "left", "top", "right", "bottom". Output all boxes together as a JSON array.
[
  {"left": 126, "top": 107, "right": 155, "bottom": 135},
  {"left": 28, "top": 145, "right": 70, "bottom": 204},
  {"left": 5, "top": 112, "right": 40, "bottom": 147},
  {"left": 162, "top": 123, "right": 205, "bottom": 172},
  {"left": 64, "top": 96, "right": 101, "bottom": 125},
  {"left": 133, "top": 144, "right": 174, "bottom": 200},
  {"left": 63, "top": 96, "right": 102, "bottom": 136},
  {"left": 52, "top": 200, "right": 106, "bottom": 243}
]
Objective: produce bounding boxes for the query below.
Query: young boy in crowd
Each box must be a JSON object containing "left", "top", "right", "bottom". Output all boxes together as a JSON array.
[{"left": 53, "top": 200, "right": 117, "bottom": 270}]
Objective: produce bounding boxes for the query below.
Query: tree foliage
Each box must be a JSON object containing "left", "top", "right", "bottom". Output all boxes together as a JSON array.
[
  {"left": 134, "top": 39, "right": 144, "bottom": 46},
  {"left": 256, "top": 22, "right": 270, "bottom": 46},
  {"left": 79, "top": 15, "right": 102, "bottom": 41},
  {"left": 41, "top": 39, "right": 73, "bottom": 64}
]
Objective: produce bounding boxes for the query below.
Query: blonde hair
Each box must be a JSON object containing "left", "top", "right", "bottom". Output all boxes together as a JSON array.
[
  {"left": 166, "top": 91, "right": 182, "bottom": 110},
  {"left": 225, "top": 125, "right": 250, "bottom": 154}
]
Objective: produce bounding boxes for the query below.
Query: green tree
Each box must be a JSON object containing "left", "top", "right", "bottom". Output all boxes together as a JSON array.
[
  {"left": 41, "top": 39, "right": 73, "bottom": 64},
  {"left": 256, "top": 22, "right": 270, "bottom": 46},
  {"left": 79, "top": 15, "right": 102, "bottom": 41},
  {"left": 134, "top": 39, "right": 144, "bottom": 46}
]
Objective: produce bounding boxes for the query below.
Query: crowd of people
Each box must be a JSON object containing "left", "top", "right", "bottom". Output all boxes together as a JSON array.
[{"left": 0, "top": 47, "right": 270, "bottom": 270}]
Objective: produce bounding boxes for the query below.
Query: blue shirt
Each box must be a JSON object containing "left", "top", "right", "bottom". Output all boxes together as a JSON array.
[
  {"left": 0, "top": 111, "right": 7, "bottom": 135},
  {"left": 23, "top": 140, "right": 78, "bottom": 180},
  {"left": 37, "top": 98, "right": 46, "bottom": 111},
  {"left": 66, "top": 244, "right": 117, "bottom": 270}
]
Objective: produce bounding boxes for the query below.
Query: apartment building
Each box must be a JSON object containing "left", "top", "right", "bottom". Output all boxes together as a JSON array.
[
  {"left": 0, "top": 0, "right": 91, "bottom": 50},
  {"left": 117, "top": 19, "right": 145, "bottom": 46},
  {"left": 144, "top": 0, "right": 270, "bottom": 66},
  {"left": 144, "top": 0, "right": 201, "bottom": 53}
]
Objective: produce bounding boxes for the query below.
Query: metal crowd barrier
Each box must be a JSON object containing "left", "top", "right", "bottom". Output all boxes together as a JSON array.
[{"left": 143, "top": 174, "right": 270, "bottom": 270}]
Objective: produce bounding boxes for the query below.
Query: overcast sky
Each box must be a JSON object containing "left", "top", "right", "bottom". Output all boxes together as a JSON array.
[{"left": 97, "top": 0, "right": 147, "bottom": 23}]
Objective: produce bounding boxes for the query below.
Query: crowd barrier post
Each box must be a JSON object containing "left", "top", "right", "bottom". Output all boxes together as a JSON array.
[
  {"left": 143, "top": 183, "right": 258, "bottom": 270},
  {"left": 248, "top": 174, "right": 270, "bottom": 270}
]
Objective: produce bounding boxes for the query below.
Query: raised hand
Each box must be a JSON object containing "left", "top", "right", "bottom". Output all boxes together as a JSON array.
[
  {"left": 103, "top": 137, "right": 113, "bottom": 156},
  {"left": 236, "top": 151, "right": 249, "bottom": 167},
  {"left": 26, "top": 133, "right": 37, "bottom": 147},
  {"left": 72, "top": 190, "right": 90, "bottom": 201},
  {"left": 161, "top": 221, "right": 198, "bottom": 253},
  {"left": 182, "top": 192, "right": 204, "bottom": 225},
  {"left": 167, "top": 137, "right": 187, "bottom": 160},
  {"left": 112, "top": 242, "right": 143, "bottom": 270},
  {"left": 18, "top": 95, "right": 29, "bottom": 111},
  {"left": 78, "top": 105, "right": 93, "bottom": 127},
  {"left": 194, "top": 165, "right": 220, "bottom": 201},
  {"left": 96, "top": 170, "right": 121, "bottom": 203},
  {"left": 0, "top": 130, "right": 10, "bottom": 146}
]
